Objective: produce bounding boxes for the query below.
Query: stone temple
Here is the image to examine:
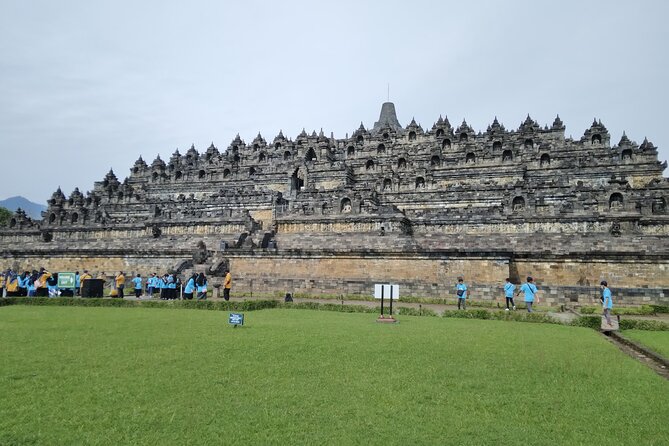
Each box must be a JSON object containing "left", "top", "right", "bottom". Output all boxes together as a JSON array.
[{"left": 2, "top": 103, "right": 669, "bottom": 305}]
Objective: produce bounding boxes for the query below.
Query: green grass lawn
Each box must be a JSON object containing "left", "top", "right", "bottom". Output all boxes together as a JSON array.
[
  {"left": 623, "top": 329, "right": 669, "bottom": 358},
  {"left": 1, "top": 307, "right": 667, "bottom": 445}
]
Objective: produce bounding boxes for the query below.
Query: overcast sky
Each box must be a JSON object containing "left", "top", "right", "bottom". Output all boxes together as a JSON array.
[{"left": 1, "top": 0, "right": 667, "bottom": 204}]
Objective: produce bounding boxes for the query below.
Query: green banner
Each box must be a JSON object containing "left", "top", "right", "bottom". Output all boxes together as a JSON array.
[{"left": 57, "top": 272, "right": 76, "bottom": 289}]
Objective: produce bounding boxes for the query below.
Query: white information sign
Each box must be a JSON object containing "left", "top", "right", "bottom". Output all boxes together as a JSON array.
[{"left": 374, "top": 284, "right": 400, "bottom": 300}]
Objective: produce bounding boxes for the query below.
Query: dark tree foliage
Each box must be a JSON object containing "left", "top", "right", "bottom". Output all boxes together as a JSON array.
[{"left": 0, "top": 207, "right": 11, "bottom": 226}]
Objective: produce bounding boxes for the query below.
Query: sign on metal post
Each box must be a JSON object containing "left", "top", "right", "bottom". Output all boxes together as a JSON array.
[
  {"left": 374, "top": 284, "right": 400, "bottom": 323},
  {"left": 374, "top": 284, "right": 400, "bottom": 300},
  {"left": 229, "top": 313, "right": 244, "bottom": 327}
]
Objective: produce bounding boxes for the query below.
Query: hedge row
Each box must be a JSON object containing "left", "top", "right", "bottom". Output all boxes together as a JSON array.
[
  {"left": 0, "top": 297, "right": 279, "bottom": 312},
  {"left": 441, "top": 309, "right": 561, "bottom": 325},
  {"left": 619, "top": 319, "right": 669, "bottom": 331},
  {"left": 568, "top": 315, "right": 669, "bottom": 331},
  {"left": 579, "top": 305, "right": 660, "bottom": 316},
  {"left": 3, "top": 297, "right": 668, "bottom": 331}
]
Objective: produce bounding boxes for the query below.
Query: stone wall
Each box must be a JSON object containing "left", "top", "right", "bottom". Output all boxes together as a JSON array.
[
  {"left": 2, "top": 251, "right": 667, "bottom": 306},
  {"left": 511, "top": 258, "right": 669, "bottom": 287}
]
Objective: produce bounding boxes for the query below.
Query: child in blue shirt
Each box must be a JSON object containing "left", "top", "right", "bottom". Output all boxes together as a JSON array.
[
  {"left": 504, "top": 278, "right": 516, "bottom": 310},
  {"left": 132, "top": 274, "right": 143, "bottom": 299},
  {"left": 517, "top": 276, "right": 538, "bottom": 312},
  {"left": 456, "top": 277, "right": 468, "bottom": 310},
  {"left": 601, "top": 281, "right": 613, "bottom": 326}
]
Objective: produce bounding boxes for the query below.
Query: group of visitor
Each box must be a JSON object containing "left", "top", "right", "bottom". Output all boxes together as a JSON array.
[
  {"left": 115, "top": 271, "right": 207, "bottom": 300},
  {"left": 455, "top": 276, "right": 552, "bottom": 312},
  {"left": 456, "top": 276, "right": 614, "bottom": 324},
  {"left": 0, "top": 267, "right": 63, "bottom": 297},
  {"left": 0, "top": 267, "right": 234, "bottom": 302},
  {"left": 3, "top": 266, "right": 614, "bottom": 320}
]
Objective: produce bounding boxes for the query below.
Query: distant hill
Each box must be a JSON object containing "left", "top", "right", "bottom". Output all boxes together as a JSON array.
[{"left": 0, "top": 196, "right": 47, "bottom": 220}]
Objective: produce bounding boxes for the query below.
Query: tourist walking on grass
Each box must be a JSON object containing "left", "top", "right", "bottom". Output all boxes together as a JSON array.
[
  {"left": 601, "top": 281, "right": 613, "bottom": 326},
  {"left": 115, "top": 271, "right": 125, "bottom": 298},
  {"left": 223, "top": 269, "right": 232, "bottom": 301},
  {"left": 517, "top": 276, "right": 538, "bottom": 312},
  {"left": 196, "top": 273, "right": 208, "bottom": 300},
  {"left": 456, "top": 277, "right": 468, "bottom": 310},
  {"left": 132, "top": 274, "right": 143, "bottom": 298},
  {"left": 504, "top": 278, "right": 516, "bottom": 311}
]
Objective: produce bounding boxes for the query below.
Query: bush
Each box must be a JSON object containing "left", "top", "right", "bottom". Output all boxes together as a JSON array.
[
  {"left": 279, "top": 301, "right": 377, "bottom": 314},
  {"left": 650, "top": 305, "right": 669, "bottom": 314},
  {"left": 442, "top": 309, "right": 491, "bottom": 320},
  {"left": 570, "top": 316, "right": 602, "bottom": 329},
  {"left": 0, "top": 297, "right": 280, "bottom": 313},
  {"left": 441, "top": 309, "right": 559, "bottom": 325},
  {"left": 280, "top": 302, "right": 322, "bottom": 311},
  {"left": 396, "top": 306, "right": 438, "bottom": 317},
  {"left": 490, "top": 311, "right": 559, "bottom": 324},
  {"left": 580, "top": 305, "right": 657, "bottom": 316},
  {"left": 619, "top": 319, "right": 669, "bottom": 331}
]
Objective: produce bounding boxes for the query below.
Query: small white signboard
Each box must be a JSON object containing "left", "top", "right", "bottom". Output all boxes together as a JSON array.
[{"left": 374, "top": 284, "right": 400, "bottom": 300}]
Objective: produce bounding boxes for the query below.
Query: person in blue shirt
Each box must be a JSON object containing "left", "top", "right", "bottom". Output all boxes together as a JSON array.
[
  {"left": 75, "top": 271, "right": 81, "bottom": 296},
  {"left": 167, "top": 274, "right": 176, "bottom": 300},
  {"left": 159, "top": 274, "right": 168, "bottom": 300},
  {"left": 503, "top": 278, "right": 516, "bottom": 311},
  {"left": 196, "top": 273, "right": 208, "bottom": 300},
  {"left": 456, "top": 277, "right": 468, "bottom": 310},
  {"left": 46, "top": 273, "right": 59, "bottom": 297},
  {"left": 132, "top": 274, "right": 143, "bottom": 299},
  {"left": 517, "top": 276, "right": 538, "bottom": 312},
  {"left": 26, "top": 270, "right": 39, "bottom": 297},
  {"left": 147, "top": 273, "right": 156, "bottom": 299},
  {"left": 19, "top": 271, "right": 30, "bottom": 296},
  {"left": 601, "top": 281, "right": 613, "bottom": 326},
  {"left": 184, "top": 273, "right": 196, "bottom": 300}
]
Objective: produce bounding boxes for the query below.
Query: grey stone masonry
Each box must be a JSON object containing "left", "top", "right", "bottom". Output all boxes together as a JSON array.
[{"left": 1, "top": 103, "right": 668, "bottom": 303}]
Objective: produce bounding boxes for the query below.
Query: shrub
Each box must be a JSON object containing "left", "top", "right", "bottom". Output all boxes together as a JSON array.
[
  {"left": 442, "top": 309, "right": 490, "bottom": 319},
  {"left": 650, "top": 305, "right": 669, "bottom": 314},
  {"left": 570, "top": 316, "right": 601, "bottom": 329},
  {"left": 0, "top": 297, "right": 280, "bottom": 313},
  {"left": 580, "top": 305, "right": 656, "bottom": 316},
  {"left": 396, "top": 306, "right": 438, "bottom": 317},
  {"left": 619, "top": 319, "right": 669, "bottom": 331}
]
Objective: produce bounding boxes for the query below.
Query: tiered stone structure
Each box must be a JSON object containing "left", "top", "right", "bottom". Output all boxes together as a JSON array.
[{"left": 2, "top": 103, "right": 668, "bottom": 305}]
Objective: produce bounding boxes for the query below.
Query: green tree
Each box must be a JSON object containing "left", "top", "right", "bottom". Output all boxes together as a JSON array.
[{"left": 0, "top": 207, "right": 12, "bottom": 226}]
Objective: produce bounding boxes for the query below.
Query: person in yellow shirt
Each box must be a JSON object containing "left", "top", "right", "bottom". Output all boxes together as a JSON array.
[
  {"left": 6, "top": 272, "right": 19, "bottom": 296},
  {"left": 80, "top": 270, "right": 92, "bottom": 296},
  {"left": 0, "top": 271, "right": 5, "bottom": 297},
  {"left": 36, "top": 268, "right": 51, "bottom": 297},
  {"left": 115, "top": 271, "right": 125, "bottom": 298},
  {"left": 223, "top": 269, "right": 232, "bottom": 301}
]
